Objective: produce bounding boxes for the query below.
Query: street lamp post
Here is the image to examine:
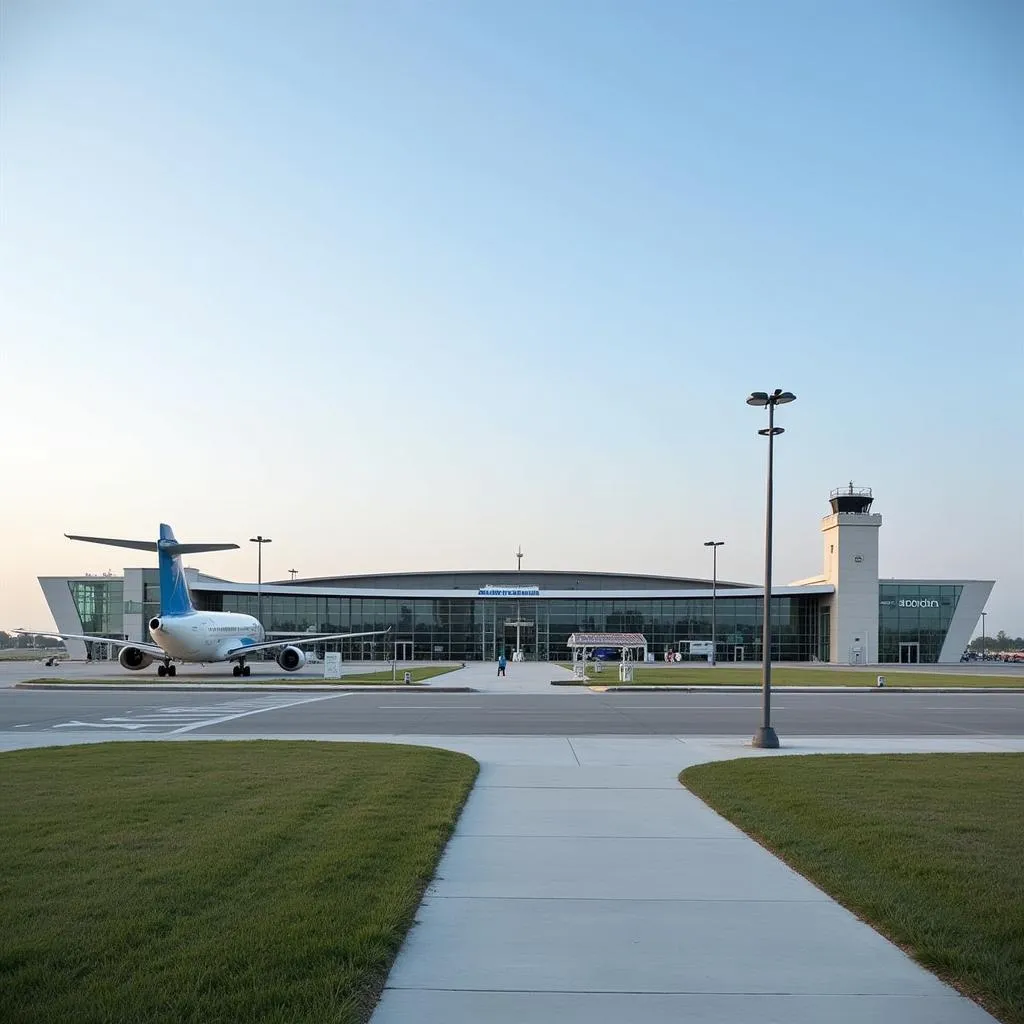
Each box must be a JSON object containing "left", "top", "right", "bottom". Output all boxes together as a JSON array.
[
  {"left": 249, "top": 535, "right": 272, "bottom": 629},
  {"left": 515, "top": 545, "right": 524, "bottom": 660},
  {"left": 704, "top": 541, "right": 724, "bottom": 666},
  {"left": 981, "top": 610, "right": 987, "bottom": 660},
  {"left": 746, "top": 389, "right": 796, "bottom": 749}
]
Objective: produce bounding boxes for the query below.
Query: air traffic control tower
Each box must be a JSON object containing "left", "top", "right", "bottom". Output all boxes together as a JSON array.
[{"left": 820, "top": 484, "right": 882, "bottom": 664}]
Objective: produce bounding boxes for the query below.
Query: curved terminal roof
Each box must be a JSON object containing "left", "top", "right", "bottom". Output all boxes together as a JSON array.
[{"left": 269, "top": 569, "right": 754, "bottom": 591}]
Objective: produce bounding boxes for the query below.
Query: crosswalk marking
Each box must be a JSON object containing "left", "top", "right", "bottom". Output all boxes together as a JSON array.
[{"left": 52, "top": 694, "right": 349, "bottom": 734}]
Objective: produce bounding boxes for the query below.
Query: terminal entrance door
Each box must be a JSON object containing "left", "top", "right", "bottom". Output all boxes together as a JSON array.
[
  {"left": 504, "top": 618, "right": 535, "bottom": 660},
  {"left": 899, "top": 642, "right": 919, "bottom": 664},
  {"left": 482, "top": 600, "right": 546, "bottom": 660},
  {"left": 394, "top": 640, "right": 413, "bottom": 661}
]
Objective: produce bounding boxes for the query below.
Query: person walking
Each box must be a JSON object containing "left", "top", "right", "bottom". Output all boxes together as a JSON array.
[{"left": 497, "top": 652, "right": 507, "bottom": 677}]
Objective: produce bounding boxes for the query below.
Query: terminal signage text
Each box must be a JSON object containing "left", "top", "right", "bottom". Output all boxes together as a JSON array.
[
  {"left": 898, "top": 599, "right": 939, "bottom": 609},
  {"left": 478, "top": 586, "right": 540, "bottom": 597}
]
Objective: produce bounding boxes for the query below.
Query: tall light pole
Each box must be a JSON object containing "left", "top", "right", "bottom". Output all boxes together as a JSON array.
[
  {"left": 747, "top": 389, "right": 796, "bottom": 749},
  {"left": 981, "top": 610, "right": 987, "bottom": 660},
  {"left": 288, "top": 568, "right": 298, "bottom": 581},
  {"left": 249, "top": 535, "right": 272, "bottom": 628},
  {"left": 704, "top": 541, "right": 724, "bottom": 666},
  {"left": 514, "top": 545, "right": 524, "bottom": 660}
]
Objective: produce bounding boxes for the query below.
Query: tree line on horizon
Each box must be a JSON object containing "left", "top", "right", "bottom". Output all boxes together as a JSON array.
[
  {"left": 0, "top": 632, "right": 64, "bottom": 650},
  {"left": 967, "top": 631, "right": 1023, "bottom": 653}
]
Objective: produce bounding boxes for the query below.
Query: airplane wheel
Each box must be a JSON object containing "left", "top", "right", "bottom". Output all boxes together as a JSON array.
[
  {"left": 168, "top": 665, "right": 176, "bottom": 677},
  {"left": 157, "top": 665, "right": 167, "bottom": 677},
  {"left": 242, "top": 665, "right": 251, "bottom": 677},
  {"left": 232, "top": 664, "right": 241, "bottom": 677}
]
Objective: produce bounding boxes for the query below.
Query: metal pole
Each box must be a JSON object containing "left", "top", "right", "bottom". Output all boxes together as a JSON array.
[
  {"left": 515, "top": 546, "right": 524, "bottom": 660},
  {"left": 249, "top": 536, "right": 272, "bottom": 636},
  {"left": 711, "top": 546, "right": 717, "bottom": 667},
  {"left": 754, "top": 401, "right": 780, "bottom": 748},
  {"left": 981, "top": 611, "right": 986, "bottom": 660}
]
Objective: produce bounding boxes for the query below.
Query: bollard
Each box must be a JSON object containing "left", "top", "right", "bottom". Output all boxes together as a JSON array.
[
  {"left": 876, "top": 675, "right": 886, "bottom": 688},
  {"left": 404, "top": 670, "right": 412, "bottom": 685}
]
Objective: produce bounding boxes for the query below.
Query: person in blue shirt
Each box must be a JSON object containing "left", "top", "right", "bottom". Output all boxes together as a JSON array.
[{"left": 497, "top": 652, "right": 507, "bottom": 676}]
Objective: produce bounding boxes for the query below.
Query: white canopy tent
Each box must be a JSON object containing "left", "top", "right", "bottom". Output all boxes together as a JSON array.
[{"left": 566, "top": 632, "right": 648, "bottom": 681}]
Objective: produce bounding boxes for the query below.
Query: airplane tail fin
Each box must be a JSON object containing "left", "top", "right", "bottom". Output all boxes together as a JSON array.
[{"left": 66, "top": 525, "right": 239, "bottom": 618}]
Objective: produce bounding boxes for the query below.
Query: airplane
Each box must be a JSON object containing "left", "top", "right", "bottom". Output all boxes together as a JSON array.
[{"left": 21, "top": 524, "right": 389, "bottom": 677}]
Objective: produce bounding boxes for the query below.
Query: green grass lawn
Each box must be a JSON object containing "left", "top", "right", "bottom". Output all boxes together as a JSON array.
[
  {"left": 0, "top": 741, "right": 477, "bottom": 1024},
  {"left": 572, "top": 664, "right": 1024, "bottom": 687},
  {"left": 681, "top": 753, "right": 1024, "bottom": 1024}
]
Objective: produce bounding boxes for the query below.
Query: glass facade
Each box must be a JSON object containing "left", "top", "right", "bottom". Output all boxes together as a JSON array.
[
  {"left": 68, "top": 578, "right": 125, "bottom": 658},
  {"left": 193, "top": 591, "right": 823, "bottom": 662},
  {"left": 142, "top": 569, "right": 161, "bottom": 630},
  {"left": 50, "top": 573, "right": 978, "bottom": 666},
  {"left": 69, "top": 579, "right": 124, "bottom": 636},
  {"left": 878, "top": 584, "right": 962, "bottom": 664}
]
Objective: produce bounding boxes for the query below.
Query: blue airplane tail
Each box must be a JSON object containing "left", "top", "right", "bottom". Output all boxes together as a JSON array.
[
  {"left": 64, "top": 525, "right": 240, "bottom": 619},
  {"left": 157, "top": 524, "right": 194, "bottom": 617}
]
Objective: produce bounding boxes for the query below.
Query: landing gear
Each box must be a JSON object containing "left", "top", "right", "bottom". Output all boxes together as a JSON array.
[
  {"left": 232, "top": 662, "right": 251, "bottom": 677},
  {"left": 157, "top": 662, "right": 176, "bottom": 677}
]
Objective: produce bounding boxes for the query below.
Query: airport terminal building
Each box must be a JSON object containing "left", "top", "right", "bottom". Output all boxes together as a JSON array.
[{"left": 39, "top": 488, "right": 992, "bottom": 666}]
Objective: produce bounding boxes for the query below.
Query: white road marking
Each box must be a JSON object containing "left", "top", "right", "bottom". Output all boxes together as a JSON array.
[
  {"left": 54, "top": 721, "right": 156, "bottom": 730},
  {"left": 169, "top": 693, "right": 349, "bottom": 734},
  {"left": 377, "top": 705, "right": 483, "bottom": 709},
  {"left": 377, "top": 704, "right": 779, "bottom": 711},
  {"left": 616, "top": 705, "right": 785, "bottom": 710},
  {"left": 103, "top": 713, "right": 217, "bottom": 721},
  {"left": 49, "top": 694, "right": 351, "bottom": 735}
]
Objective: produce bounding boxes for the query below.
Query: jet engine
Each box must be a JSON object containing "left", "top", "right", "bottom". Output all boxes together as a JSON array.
[
  {"left": 276, "top": 646, "right": 306, "bottom": 672},
  {"left": 119, "top": 646, "right": 154, "bottom": 671}
]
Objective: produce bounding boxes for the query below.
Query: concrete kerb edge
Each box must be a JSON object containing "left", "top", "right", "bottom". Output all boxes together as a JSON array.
[
  {"left": 14, "top": 683, "right": 479, "bottom": 693},
  {"left": 577, "top": 685, "right": 1024, "bottom": 694}
]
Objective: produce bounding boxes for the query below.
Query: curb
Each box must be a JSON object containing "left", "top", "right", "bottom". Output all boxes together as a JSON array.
[
  {"left": 578, "top": 685, "right": 1024, "bottom": 694},
  {"left": 14, "top": 683, "right": 478, "bottom": 693}
]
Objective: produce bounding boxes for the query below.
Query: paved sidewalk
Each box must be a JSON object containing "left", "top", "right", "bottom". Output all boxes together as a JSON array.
[
  {"left": 367, "top": 735, "right": 1011, "bottom": 1024},
  {"left": 446, "top": 659, "right": 576, "bottom": 694}
]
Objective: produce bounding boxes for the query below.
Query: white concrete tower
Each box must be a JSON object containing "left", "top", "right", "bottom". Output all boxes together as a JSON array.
[{"left": 821, "top": 484, "right": 882, "bottom": 664}]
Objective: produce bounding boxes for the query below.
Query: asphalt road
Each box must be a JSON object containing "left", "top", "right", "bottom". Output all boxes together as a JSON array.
[{"left": 4, "top": 689, "right": 1024, "bottom": 737}]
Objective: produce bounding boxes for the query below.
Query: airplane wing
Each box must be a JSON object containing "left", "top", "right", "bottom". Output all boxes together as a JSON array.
[
  {"left": 223, "top": 628, "right": 392, "bottom": 661},
  {"left": 15, "top": 630, "right": 166, "bottom": 658}
]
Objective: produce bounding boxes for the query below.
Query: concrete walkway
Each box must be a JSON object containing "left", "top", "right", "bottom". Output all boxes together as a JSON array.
[
  {"left": 446, "top": 659, "right": 576, "bottom": 694},
  {"left": 366, "top": 734, "right": 1013, "bottom": 1024}
]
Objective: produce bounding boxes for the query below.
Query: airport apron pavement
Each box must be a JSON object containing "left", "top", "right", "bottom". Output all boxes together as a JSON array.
[{"left": 3, "top": 688, "right": 1024, "bottom": 738}]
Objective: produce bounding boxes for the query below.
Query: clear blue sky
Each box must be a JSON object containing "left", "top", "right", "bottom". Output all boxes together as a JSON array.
[{"left": 2, "top": 1, "right": 1021, "bottom": 636}]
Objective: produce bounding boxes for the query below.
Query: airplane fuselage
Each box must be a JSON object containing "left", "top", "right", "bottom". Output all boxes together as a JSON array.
[
  {"left": 27, "top": 522, "right": 388, "bottom": 675},
  {"left": 149, "top": 611, "right": 265, "bottom": 663}
]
